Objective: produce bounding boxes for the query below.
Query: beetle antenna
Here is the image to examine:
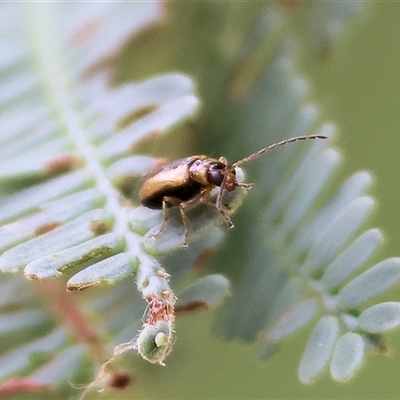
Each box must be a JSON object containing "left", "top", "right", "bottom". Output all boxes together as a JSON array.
[{"left": 232, "top": 134, "right": 327, "bottom": 168}]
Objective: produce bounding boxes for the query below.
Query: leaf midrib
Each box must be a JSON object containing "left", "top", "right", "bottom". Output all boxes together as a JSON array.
[{"left": 24, "top": 4, "right": 139, "bottom": 250}]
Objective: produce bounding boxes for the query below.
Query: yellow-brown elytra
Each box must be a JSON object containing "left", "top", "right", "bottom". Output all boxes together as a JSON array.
[{"left": 139, "top": 134, "right": 327, "bottom": 247}]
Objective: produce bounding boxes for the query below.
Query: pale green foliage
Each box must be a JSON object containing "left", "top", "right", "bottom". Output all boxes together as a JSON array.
[
  {"left": 0, "top": 1, "right": 399, "bottom": 399},
  {"left": 0, "top": 3, "right": 231, "bottom": 394},
  {"left": 214, "top": 50, "right": 400, "bottom": 383}
]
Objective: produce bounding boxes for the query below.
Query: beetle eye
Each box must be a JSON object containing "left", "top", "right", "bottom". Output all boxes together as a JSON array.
[{"left": 208, "top": 164, "right": 225, "bottom": 186}]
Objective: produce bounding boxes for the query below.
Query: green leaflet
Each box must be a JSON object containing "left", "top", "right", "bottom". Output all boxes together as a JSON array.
[
  {"left": 330, "top": 332, "right": 365, "bottom": 382},
  {"left": 298, "top": 316, "right": 339, "bottom": 383},
  {"left": 212, "top": 27, "right": 400, "bottom": 385},
  {"left": 0, "top": 2, "right": 212, "bottom": 391}
]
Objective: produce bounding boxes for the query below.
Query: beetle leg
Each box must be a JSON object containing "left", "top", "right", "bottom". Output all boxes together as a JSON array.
[
  {"left": 178, "top": 190, "right": 212, "bottom": 247},
  {"left": 178, "top": 188, "right": 219, "bottom": 247},
  {"left": 150, "top": 196, "right": 182, "bottom": 241},
  {"left": 150, "top": 194, "right": 202, "bottom": 247},
  {"left": 151, "top": 186, "right": 236, "bottom": 247},
  {"left": 178, "top": 201, "right": 194, "bottom": 248},
  {"left": 199, "top": 187, "right": 234, "bottom": 229},
  {"left": 154, "top": 195, "right": 196, "bottom": 248}
]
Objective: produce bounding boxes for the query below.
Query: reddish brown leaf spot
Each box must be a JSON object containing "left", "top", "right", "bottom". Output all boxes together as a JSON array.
[
  {"left": 130, "top": 129, "right": 163, "bottom": 152},
  {"left": 175, "top": 301, "right": 208, "bottom": 314},
  {"left": 0, "top": 378, "right": 51, "bottom": 398},
  {"left": 367, "top": 333, "right": 388, "bottom": 354},
  {"left": 45, "top": 155, "right": 80, "bottom": 174},
  {"left": 67, "top": 281, "right": 101, "bottom": 291},
  {"left": 35, "top": 221, "right": 61, "bottom": 236},
  {"left": 145, "top": 297, "right": 175, "bottom": 325},
  {"left": 117, "top": 104, "right": 159, "bottom": 129},
  {"left": 192, "top": 248, "right": 215, "bottom": 272},
  {"left": 156, "top": 268, "right": 168, "bottom": 279},
  {"left": 108, "top": 371, "right": 132, "bottom": 390},
  {"left": 90, "top": 220, "right": 109, "bottom": 236}
]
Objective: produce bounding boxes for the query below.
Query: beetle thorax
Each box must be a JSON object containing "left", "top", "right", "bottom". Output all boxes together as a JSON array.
[
  {"left": 188, "top": 158, "right": 214, "bottom": 186},
  {"left": 188, "top": 156, "right": 238, "bottom": 192}
]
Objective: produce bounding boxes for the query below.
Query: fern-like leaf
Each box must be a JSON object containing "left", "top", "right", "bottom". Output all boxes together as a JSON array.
[
  {"left": 212, "top": 45, "right": 400, "bottom": 383},
  {"left": 1, "top": 2, "right": 399, "bottom": 398},
  {"left": 0, "top": 3, "right": 232, "bottom": 395}
]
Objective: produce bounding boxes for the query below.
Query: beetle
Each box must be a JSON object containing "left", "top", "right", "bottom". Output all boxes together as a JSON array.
[{"left": 139, "top": 134, "right": 327, "bottom": 247}]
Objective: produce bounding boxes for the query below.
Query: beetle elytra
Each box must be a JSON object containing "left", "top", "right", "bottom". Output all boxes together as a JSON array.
[{"left": 139, "top": 134, "right": 327, "bottom": 247}]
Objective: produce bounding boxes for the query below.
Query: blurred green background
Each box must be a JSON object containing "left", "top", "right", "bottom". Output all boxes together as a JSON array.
[{"left": 112, "top": 3, "right": 400, "bottom": 399}]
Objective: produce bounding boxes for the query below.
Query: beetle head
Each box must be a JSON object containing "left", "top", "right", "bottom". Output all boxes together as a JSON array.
[{"left": 207, "top": 157, "right": 237, "bottom": 192}]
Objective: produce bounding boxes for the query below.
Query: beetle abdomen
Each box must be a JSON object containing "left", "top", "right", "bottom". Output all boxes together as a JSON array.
[
  {"left": 141, "top": 181, "right": 203, "bottom": 209},
  {"left": 139, "top": 161, "right": 204, "bottom": 209}
]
